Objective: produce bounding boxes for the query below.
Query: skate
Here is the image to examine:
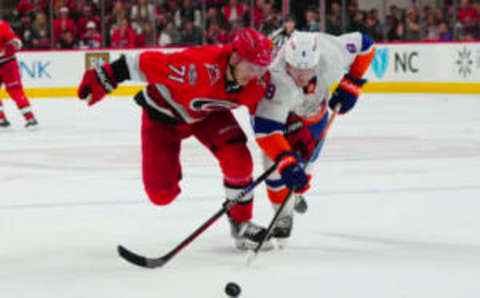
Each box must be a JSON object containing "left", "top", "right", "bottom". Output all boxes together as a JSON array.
[
  {"left": 229, "top": 218, "right": 274, "bottom": 251},
  {"left": 25, "top": 118, "right": 39, "bottom": 130},
  {"left": 271, "top": 215, "right": 293, "bottom": 249},
  {"left": 294, "top": 194, "right": 308, "bottom": 214},
  {"left": 0, "top": 118, "right": 11, "bottom": 128},
  {"left": 270, "top": 198, "right": 295, "bottom": 249}
]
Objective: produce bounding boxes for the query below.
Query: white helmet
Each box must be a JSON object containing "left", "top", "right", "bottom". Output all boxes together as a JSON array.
[{"left": 284, "top": 32, "right": 321, "bottom": 69}]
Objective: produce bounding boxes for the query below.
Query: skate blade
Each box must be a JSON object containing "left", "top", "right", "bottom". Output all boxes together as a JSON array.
[
  {"left": 275, "top": 238, "right": 289, "bottom": 249},
  {"left": 235, "top": 239, "right": 275, "bottom": 251}
]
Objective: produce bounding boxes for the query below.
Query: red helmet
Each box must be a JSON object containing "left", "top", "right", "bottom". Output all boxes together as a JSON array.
[{"left": 232, "top": 28, "right": 273, "bottom": 67}]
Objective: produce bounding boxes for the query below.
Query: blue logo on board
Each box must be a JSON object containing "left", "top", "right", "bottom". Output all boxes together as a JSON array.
[{"left": 372, "top": 48, "right": 389, "bottom": 78}]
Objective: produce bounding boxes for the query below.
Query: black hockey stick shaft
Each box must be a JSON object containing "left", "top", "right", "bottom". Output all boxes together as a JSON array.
[
  {"left": 118, "top": 162, "right": 278, "bottom": 268},
  {"left": 251, "top": 107, "right": 340, "bottom": 257}
]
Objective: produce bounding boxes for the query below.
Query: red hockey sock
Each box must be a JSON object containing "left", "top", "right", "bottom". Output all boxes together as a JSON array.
[
  {"left": 7, "top": 87, "right": 35, "bottom": 121},
  {"left": 0, "top": 101, "right": 5, "bottom": 120},
  {"left": 229, "top": 200, "right": 253, "bottom": 223}
]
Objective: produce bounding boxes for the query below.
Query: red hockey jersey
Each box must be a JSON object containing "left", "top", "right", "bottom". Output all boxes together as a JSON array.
[
  {"left": 127, "top": 45, "right": 268, "bottom": 123},
  {"left": 0, "top": 20, "right": 22, "bottom": 63}
]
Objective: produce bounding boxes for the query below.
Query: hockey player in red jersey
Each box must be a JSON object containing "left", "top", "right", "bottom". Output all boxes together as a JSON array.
[
  {"left": 0, "top": 19, "right": 38, "bottom": 129},
  {"left": 77, "top": 28, "right": 274, "bottom": 250}
]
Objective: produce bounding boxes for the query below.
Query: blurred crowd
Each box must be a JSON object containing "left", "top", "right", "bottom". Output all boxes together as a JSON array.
[
  {"left": 331, "top": 0, "right": 480, "bottom": 42},
  {"left": 3, "top": 0, "right": 479, "bottom": 50}
]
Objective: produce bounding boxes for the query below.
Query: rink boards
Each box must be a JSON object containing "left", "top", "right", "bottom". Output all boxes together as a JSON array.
[{"left": 1, "top": 41, "right": 479, "bottom": 98}]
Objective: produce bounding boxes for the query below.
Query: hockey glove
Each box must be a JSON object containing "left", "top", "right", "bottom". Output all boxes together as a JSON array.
[
  {"left": 77, "top": 64, "right": 117, "bottom": 106},
  {"left": 77, "top": 55, "right": 130, "bottom": 106},
  {"left": 277, "top": 152, "right": 310, "bottom": 194},
  {"left": 285, "top": 115, "right": 316, "bottom": 161},
  {"left": 329, "top": 74, "right": 367, "bottom": 114}
]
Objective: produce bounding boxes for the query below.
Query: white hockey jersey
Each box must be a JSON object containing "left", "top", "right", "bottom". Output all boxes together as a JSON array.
[{"left": 254, "top": 31, "right": 375, "bottom": 161}]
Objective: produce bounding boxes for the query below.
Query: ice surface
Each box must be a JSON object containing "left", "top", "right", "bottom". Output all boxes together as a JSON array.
[{"left": 1, "top": 94, "right": 480, "bottom": 298}]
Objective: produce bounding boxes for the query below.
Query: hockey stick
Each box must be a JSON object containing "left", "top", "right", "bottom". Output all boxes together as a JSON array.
[
  {"left": 117, "top": 163, "right": 279, "bottom": 268},
  {"left": 247, "top": 107, "right": 340, "bottom": 264}
]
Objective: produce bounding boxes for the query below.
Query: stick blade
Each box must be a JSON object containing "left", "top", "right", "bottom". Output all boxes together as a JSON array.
[{"left": 117, "top": 245, "right": 162, "bottom": 268}]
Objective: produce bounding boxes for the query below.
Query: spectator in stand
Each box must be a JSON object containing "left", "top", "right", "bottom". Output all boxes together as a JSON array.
[
  {"left": 131, "top": 0, "right": 155, "bottom": 23},
  {"left": 303, "top": 7, "right": 321, "bottom": 32},
  {"left": 244, "top": 0, "right": 265, "bottom": 29},
  {"left": 77, "top": 5, "right": 101, "bottom": 38},
  {"left": 16, "top": 0, "right": 48, "bottom": 16},
  {"left": 174, "top": 0, "right": 202, "bottom": 29},
  {"left": 228, "top": 18, "right": 245, "bottom": 42},
  {"left": 16, "top": 0, "right": 35, "bottom": 17},
  {"left": 404, "top": 7, "right": 421, "bottom": 41},
  {"left": 475, "top": 1, "right": 480, "bottom": 20},
  {"left": 347, "top": 10, "right": 368, "bottom": 33},
  {"left": 111, "top": 18, "right": 136, "bottom": 48},
  {"left": 158, "top": 18, "right": 181, "bottom": 47},
  {"left": 155, "top": 12, "right": 169, "bottom": 34},
  {"left": 135, "top": 21, "right": 156, "bottom": 47},
  {"left": 207, "top": 0, "right": 225, "bottom": 9},
  {"left": 31, "top": 11, "right": 50, "bottom": 48},
  {"left": 180, "top": 18, "right": 203, "bottom": 46},
  {"left": 53, "top": 6, "right": 76, "bottom": 44},
  {"left": 131, "top": 0, "right": 155, "bottom": 33},
  {"left": 205, "top": 6, "right": 224, "bottom": 29},
  {"left": 423, "top": 12, "right": 438, "bottom": 40},
  {"left": 462, "top": 32, "right": 476, "bottom": 40},
  {"left": 17, "top": 15, "right": 35, "bottom": 48},
  {"left": 222, "top": 0, "right": 247, "bottom": 28},
  {"left": 108, "top": 1, "right": 127, "bottom": 40},
  {"left": 69, "top": 0, "right": 88, "bottom": 21},
  {"left": 206, "top": 19, "right": 229, "bottom": 44},
  {"left": 437, "top": 21, "right": 453, "bottom": 40},
  {"left": 258, "top": 1, "right": 279, "bottom": 36},
  {"left": 457, "top": 0, "right": 478, "bottom": 30},
  {"left": 79, "top": 21, "right": 102, "bottom": 48},
  {"left": 346, "top": 0, "right": 359, "bottom": 30},
  {"left": 387, "top": 6, "right": 405, "bottom": 41},
  {"left": 53, "top": 0, "right": 76, "bottom": 18},
  {"left": 57, "top": 30, "right": 76, "bottom": 48},
  {"left": 326, "top": 2, "right": 343, "bottom": 36},
  {"left": 365, "top": 8, "right": 383, "bottom": 41}
]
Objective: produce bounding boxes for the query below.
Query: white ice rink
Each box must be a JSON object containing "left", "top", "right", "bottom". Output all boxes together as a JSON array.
[{"left": 1, "top": 94, "right": 480, "bottom": 298}]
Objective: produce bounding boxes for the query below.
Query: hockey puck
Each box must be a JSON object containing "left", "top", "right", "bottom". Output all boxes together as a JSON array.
[{"left": 225, "top": 282, "right": 241, "bottom": 297}]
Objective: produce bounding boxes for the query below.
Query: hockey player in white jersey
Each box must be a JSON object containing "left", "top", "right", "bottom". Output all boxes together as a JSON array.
[{"left": 253, "top": 31, "right": 376, "bottom": 247}]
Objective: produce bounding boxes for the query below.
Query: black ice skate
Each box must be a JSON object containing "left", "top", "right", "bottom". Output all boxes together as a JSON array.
[
  {"left": 0, "top": 118, "right": 11, "bottom": 128},
  {"left": 229, "top": 218, "right": 274, "bottom": 251},
  {"left": 25, "top": 118, "right": 39, "bottom": 130}
]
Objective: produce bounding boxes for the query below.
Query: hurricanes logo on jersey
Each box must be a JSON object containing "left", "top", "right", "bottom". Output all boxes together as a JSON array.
[
  {"left": 205, "top": 64, "right": 220, "bottom": 85},
  {"left": 190, "top": 98, "right": 239, "bottom": 111}
]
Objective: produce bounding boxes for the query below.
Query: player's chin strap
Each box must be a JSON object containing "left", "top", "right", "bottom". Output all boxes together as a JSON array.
[
  {"left": 225, "top": 56, "right": 243, "bottom": 93},
  {"left": 247, "top": 104, "right": 341, "bottom": 265}
]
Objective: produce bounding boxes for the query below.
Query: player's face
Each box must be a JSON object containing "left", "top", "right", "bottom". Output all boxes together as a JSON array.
[
  {"left": 234, "top": 60, "right": 267, "bottom": 85},
  {"left": 286, "top": 64, "right": 315, "bottom": 87}
]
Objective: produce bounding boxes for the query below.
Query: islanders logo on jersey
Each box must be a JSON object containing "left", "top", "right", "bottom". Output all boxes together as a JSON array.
[{"left": 303, "top": 77, "right": 317, "bottom": 95}]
